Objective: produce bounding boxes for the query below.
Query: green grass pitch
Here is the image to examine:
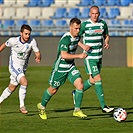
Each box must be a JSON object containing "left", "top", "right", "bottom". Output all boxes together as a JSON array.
[{"left": 0, "top": 66, "right": 133, "bottom": 133}]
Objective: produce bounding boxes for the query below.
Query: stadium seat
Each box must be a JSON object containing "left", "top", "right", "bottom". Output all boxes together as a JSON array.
[
  {"left": 43, "top": 31, "right": 53, "bottom": 36},
  {"left": 16, "top": 20, "right": 28, "bottom": 28},
  {"left": 66, "top": 0, "right": 80, "bottom": 6},
  {"left": 55, "top": 20, "right": 68, "bottom": 27},
  {"left": 99, "top": 8, "right": 107, "bottom": 18},
  {"left": 108, "top": 19, "right": 121, "bottom": 27},
  {"left": 119, "top": 0, "right": 131, "bottom": 6},
  {"left": 51, "top": 8, "right": 67, "bottom": 19},
  {"left": 3, "top": 20, "right": 15, "bottom": 29},
  {"left": 55, "top": 32, "right": 65, "bottom": 36},
  {"left": 76, "top": 0, "right": 93, "bottom": 6},
  {"left": 105, "top": 8, "right": 120, "bottom": 19},
  {"left": 29, "top": 20, "right": 41, "bottom": 28},
  {"left": 78, "top": 8, "right": 90, "bottom": 19},
  {"left": 64, "top": 8, "right": 80, "bottom": 18},
  {"left": 38, "top": 8, "right": 55, "bottom": 19},
  {"left": 2, "top": 8, "right": 16, "bottom": 19},
  {"left": 25, "top": 7, "right": 41, "bottom": 19},
  {"left": 12, "top": 7, "right": 29, "bottom": 19},
  {"left": 15, "top": 0, "right": 29, "bottom": 6},
  {"left": 26, "top": 0, "right": 39, "bottom": 7},
  {"left": 0, "top": 0, "right": 3, "bottom": 4},
  {"left": 42, "top": 20, "right": 54, "bottom": 27},
  {"left": 104, "top": 0, "right": 118, "bottom": 6},
  {"left": 93, "top": 0, "right": 105, "bottom": 6},
  {"left": 38, "top": 0, "right": 54, "bottom": 7},
  {"left": 117, "top": 7, "right": 132, "bottom": 19},
  {"left": 52, "top": 0, "right": 67, "bottom": 6},
  {"left": 2, "top": 0, "right": 16, "bottom": 6}
]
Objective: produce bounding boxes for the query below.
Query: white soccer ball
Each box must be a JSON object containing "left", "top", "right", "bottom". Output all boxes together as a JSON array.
[{"left": 113, "top": 108, "right": 127, "bottom": 122}]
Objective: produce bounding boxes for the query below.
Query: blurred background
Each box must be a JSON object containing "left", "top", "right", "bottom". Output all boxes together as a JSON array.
[{"left": 0, "top": 0, "right": 133, "bottom": 67}]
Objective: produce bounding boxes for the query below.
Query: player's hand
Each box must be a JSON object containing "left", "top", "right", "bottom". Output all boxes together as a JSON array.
[
  {"left": 104, "top": 43, "right": 110, "bottom": 49},
  {"left": 35, "top": 57, "right": 41, "bottom": 63},
  {"left": 79, "top": 53, "right": 88, "bottom": 59},
  {"left": 84, "top": 45, "right": 91, "bottom": 52}
]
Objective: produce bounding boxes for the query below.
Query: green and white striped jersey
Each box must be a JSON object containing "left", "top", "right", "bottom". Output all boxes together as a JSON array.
[
  {"left": 79, "top": 19, "right": 109, "bottom": 59},
  {"left": 53, "top": 32, "right": 80, "bottom": 72}
]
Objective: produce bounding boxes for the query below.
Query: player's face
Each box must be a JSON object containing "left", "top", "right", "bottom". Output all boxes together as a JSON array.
[
  {"left": 89, "top": 7, "right": 100, "bottom": 23},
  {"left": 70, "top": 23, "right": 80, "bottom": 37},
  {"left": 20, "top": 29, "right": 31, "bottom": 43}
]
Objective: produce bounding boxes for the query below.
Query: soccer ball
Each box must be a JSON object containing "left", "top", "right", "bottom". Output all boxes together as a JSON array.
[{"left": 113, "top": 108, "right": 127, "bottom": 122}]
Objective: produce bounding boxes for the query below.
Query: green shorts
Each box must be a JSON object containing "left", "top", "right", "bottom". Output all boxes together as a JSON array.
[
  {"left": 84, "top": 58, "right": 102, "bottom": 77},
  {"left": 48, "top": 65, "right": 81, "bottom": 89}
]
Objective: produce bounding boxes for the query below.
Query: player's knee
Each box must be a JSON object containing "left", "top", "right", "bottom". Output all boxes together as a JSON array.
[{"left": 77, "top": 83, "right": 84, "bottom": 90}]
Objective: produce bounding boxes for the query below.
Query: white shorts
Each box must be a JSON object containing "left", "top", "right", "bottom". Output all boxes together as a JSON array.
[{"left": 9, "top": 64, "right": 25, "bottom": 86}]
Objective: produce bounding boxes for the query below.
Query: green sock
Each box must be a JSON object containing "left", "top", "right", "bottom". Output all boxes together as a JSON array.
[
  {"left": 75, "top": 89, "right": 83, "bottom": 108},
  {"left": 41, "top": 89, "right": 52, "bottom": 107},
  {"left": 94, "top": 81, "right": 106, "bottom": 109},
  {"left": 84, "top": 79, "right": 93, "bottom": 92}
]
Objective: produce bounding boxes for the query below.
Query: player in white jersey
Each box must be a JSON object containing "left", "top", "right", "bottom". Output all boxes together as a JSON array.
[
  {"left": 72, "top": 6, "right": 114, "bottom": 113},
  {"left": 0, "top": 24, "right": 41, "bottom": 114}
]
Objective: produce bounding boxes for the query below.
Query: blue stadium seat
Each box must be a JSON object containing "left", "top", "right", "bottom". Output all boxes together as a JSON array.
[
  {"left": 99, "top": 8, "right": 107, "bottom": 18},
  {"left": 64, "top": 8, "right": 80, "bottom": 18},
  {"left": 26, "top": 0, "right": 39, "bottom": 7},
  {"left": 76, "top": 0, "right": 93, "bottom": 6},
  {"left": 42, "top": 20, "right": 54, "bottom": 27},
  {"left": 119, "top": 0, "right": 131, "bottom": 6},
  {"left": 55, "top": 32, "right": 65, "bottom": 36},
  {"left": 29, "top": 20, "right": 41, "bottom": 27},
  {"left": 108, "top": 19, "right": 121, "bottom": 27},
  {"left": 16, "top": 20, "right": 28, "bottom": 27},
  {"left": 105, "top": 8, "right": 120, "bottom": 19},
  {"left": 3, "top": 20, "right": 15, "bottom": 29},
  {"left": 0, "top": 0, "right": 3, "bottom": 4},
  {"left": 93, "top": 0, "right": 105, "bottom": 6},
  {"left": 78, "top": 8, "right": 90, "bottom": 19},
  {"left": 38, "top": 0, "right": 54, "bottom": 7},
  {"left": 104, "top": 0, "right": 118, "bottom": 6},
  {"left": 51, "top": 8, "right": 67, "bottom": 19},
  {"left": 55, "top": 20, "right": 68, "bottom": 27}
]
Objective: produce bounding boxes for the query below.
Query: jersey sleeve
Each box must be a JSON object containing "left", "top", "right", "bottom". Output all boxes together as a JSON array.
[
  {"left": 5, "top": 37, "right": 16, "bottom": 47},
  {"left": 31, "top": 38, "right": 40, "bottom": 52},
  {"left": 60, "top": 37, "right": 70, "bottom": 51},
  {"left": 103, "top": 22, "right": 109, "bottom": 36},
  {"left": 79, "top": 22, "right": 85, "bottom": 36}
]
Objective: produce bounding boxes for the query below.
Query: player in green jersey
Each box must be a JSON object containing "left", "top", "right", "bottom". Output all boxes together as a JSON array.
[
  {"left": 72, "top": 6, "right": 114, "bottom": 113},
  {"left": 37, "top": 18, "right": 90, "bottom": 119}
]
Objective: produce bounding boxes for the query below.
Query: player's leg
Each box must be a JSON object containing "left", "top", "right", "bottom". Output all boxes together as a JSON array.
[
  {"left": 83, "top": 58, "right": 94, "bottom": 91},
  {"left": 19, "top": 74, "right": 28, "bottom": 114},
  {"left": 92, "top": 59, "right": 114, "bottom": 113},
  {"left": 68, "top": 67, "right": 87, "bottom": 118},
  {"left": 37, "top": 69, "right": 66, "bottom": 119},
  {"left": 0, "top": 83, "right": 17, "bottom": 104}
]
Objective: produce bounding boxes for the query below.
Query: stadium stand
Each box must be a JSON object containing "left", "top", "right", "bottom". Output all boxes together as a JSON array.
[
  {"left": 0, "top": 0, "right": 133, "bottom": 36},
  {"left": 2, "top": 7, "right": 16, "bottom": 19},
  {"left": 64, "top": 8, "right": 80, "bottom": 18},
  {"left": 76, "top": 0, "right": 93, "bottom": 6},
  {"left": 3, "top": 20, "right": 15, "bottom": 29},
  {"left": 51, "top": 8, "right": 67, "bottom": 19},
  {"left": 12, "top": 7, "right": 29, "bottom": 19}
]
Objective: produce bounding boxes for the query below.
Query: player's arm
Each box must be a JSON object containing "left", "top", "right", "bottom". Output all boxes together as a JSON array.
[
  {"left": 104, "top": 34, "right": 110, "bottom": 49},
  {"left": 35, "top": 51, "right": 41, "bottom": 63},
  {"left": 0, "top": 43, "right": 6, "bottom": 52},
  {"left": 78, "top": 41, "right": 91, "bottom": 52},
  {"left": 61, "top": 51, "right": 87, "bottom": 59}
]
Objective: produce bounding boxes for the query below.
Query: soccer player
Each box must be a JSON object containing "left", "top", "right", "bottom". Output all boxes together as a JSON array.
[
  {"left": 0, "top": 24, "right": 41, "bottom": 114},
  {"left": 72, "top": 6, "right": 114, "bottom": 113},
  {"left": 37, "top": 18, "right": 89, "bottom": 120}
]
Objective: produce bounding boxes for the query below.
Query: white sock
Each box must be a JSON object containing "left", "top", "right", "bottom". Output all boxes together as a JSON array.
[
  {"left": 19, "top": 85, "right": 27, "bottom": 108},
  {"left": 0, "top": 87, "right": 12, "bottom": 103}
]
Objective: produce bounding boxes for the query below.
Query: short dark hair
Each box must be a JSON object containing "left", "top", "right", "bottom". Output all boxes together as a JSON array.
[
  {"left": 20, "top": 24, "right": 32, "bottom": 32},
  {"left": 90, "top": 5, "right": 99, "bottom": 11},
  {"left": 70, "top": 18, "right": 81, "bottom": 26}
]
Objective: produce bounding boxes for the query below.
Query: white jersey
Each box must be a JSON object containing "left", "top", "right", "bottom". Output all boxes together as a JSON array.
[{"left": 5, "top": 36, "right": 39, "bottom": 70}]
